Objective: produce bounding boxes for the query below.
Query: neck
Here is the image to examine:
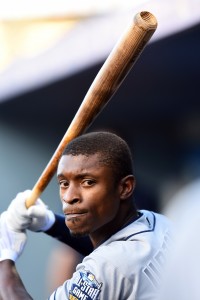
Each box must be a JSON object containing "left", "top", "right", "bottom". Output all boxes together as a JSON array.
[
  {"left": 121, "top": 209, "right": 139, "bottom": 228},
  {"left": 90, "top": 204, "right": 138, "bottom": 248}
]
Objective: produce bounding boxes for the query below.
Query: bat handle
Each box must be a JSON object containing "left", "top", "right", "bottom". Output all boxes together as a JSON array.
[{"left": 25, "top": 11, "right": 157, "bottom": 208}]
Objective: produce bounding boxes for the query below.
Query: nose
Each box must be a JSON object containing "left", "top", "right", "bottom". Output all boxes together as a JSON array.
[{"left": 61, "top": 183, "right": 80, "bottom": 205}]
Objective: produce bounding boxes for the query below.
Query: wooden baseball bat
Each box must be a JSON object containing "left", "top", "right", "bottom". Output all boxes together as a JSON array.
[{"left": 26, "top": 11, "right": 157, "bottom": 208}]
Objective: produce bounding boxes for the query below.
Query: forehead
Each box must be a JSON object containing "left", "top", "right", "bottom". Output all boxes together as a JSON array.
[{"left": 57, "top": 153, "right": 104, "bottom": 175}]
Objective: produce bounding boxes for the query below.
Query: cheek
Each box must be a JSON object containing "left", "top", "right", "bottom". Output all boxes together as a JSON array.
[{"left": 89, "top": 190, "right": 119, "bottom": 221}]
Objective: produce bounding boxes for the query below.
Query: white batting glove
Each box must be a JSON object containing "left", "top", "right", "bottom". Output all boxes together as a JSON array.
[
  {"left": 6, "top": 190, "right": 55, "bottom": 232},
  {"left": 0, "top": 211, "right": 27, "bottom": 262}
]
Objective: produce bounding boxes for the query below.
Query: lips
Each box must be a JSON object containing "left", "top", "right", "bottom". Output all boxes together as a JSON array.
[
  {"left": 66, "top": 213, "right": 85, "bottom": 219},
  {"left": 64, "top": 210, "right": 88, "bottom": 221}
]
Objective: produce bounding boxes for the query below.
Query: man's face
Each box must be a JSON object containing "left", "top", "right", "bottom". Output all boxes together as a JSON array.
[{"left": 57, "top": 154, "right": 121, "bottom": 240}]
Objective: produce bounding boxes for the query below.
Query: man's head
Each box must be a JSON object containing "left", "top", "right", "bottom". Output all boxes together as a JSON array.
[
  {"left": 57, "top": 131, "right": 136, "bottom": 246},
  {"left": 62, "top": 131, "right": 134, "bottom": 185}
]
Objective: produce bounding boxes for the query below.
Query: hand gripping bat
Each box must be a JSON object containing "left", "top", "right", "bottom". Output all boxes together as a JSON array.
[{"left": 26, "top": 11, "right": 157, "bottom": 208}]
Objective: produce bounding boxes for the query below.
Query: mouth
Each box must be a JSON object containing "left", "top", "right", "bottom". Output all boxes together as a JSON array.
[{"left": 64, "top": 212, "right": 87, "bottom": 221}]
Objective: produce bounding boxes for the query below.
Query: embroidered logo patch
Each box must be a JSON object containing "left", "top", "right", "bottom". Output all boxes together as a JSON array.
[{"left": 69, "top": 270, "right": 102, "bottom": 300}]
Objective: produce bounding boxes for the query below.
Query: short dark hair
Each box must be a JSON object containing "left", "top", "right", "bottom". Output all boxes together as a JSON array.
[{"left": 62, "top": 131, "right": 134, "bottom": 183}]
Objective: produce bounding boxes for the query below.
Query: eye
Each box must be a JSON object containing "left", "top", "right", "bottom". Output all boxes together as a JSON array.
[
  {"left": 59, "top": 180, "right": 69, "bottom": 188},
  {"left": 82, "top": 179, "right": 96, "bottom": 187}
]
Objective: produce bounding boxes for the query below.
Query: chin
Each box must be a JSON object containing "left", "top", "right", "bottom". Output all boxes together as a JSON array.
[{"left": 69, "top": 229, "right": 89, "bottom": 238}]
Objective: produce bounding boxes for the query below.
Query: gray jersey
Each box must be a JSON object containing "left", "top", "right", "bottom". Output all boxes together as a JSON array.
[{"left": 48, "top": 210, "right": 172, "bottom": 300}]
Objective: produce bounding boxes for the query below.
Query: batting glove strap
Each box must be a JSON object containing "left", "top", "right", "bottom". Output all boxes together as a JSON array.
[{"left": 0, "top": 249, "right": 18, "bottom": 262}]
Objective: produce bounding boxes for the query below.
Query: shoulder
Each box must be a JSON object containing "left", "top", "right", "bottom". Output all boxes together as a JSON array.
[
  {"left": 84, "top": 210, "right": 173, "bottom": 282},
  {"left": 105, "top": 210, "right": 172, "bottom": 248},
  {"left": 137, "top": 210, "right": 173, "bottom": 243}
]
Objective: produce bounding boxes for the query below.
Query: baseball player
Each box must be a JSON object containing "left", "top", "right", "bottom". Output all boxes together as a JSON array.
[{"left": 0, "top": 131, "right": 173, "bottom": 299}]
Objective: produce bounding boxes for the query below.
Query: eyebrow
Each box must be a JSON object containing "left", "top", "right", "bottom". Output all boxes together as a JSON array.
[
  {"left": 57, "top": 172, "right": 95, "bottom": 179},
  {"left": 57, "top": 173, "right": 64, "bottom": 179}
]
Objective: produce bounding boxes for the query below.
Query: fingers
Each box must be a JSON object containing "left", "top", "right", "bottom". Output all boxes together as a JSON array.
[
  {"left": 27, "top": 205, "right": 47, "bottom": 218},
  {"left": 5, "top": 190, "right": 55, "bottom": 232}
]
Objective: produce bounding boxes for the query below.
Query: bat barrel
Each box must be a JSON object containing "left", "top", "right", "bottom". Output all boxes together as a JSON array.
[{"left": 26, "top": 11, "right": 157, "bottom": 208}]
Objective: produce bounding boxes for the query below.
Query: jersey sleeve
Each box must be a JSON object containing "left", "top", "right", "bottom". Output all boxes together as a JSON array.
[
  {"left": 47, "top": 250, "right": 132, "bottom": 300},
  {"left": 45, "top": 213, "right": 93, "bottom": 256}
]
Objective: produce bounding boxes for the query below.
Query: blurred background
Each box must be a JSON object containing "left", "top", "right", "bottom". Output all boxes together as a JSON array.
[{"left": 0, "top": 0, "right": 200, "bottom": 298}]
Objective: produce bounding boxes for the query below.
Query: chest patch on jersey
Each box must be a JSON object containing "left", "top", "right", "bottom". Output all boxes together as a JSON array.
[{"left": 69, "top": 270, "right": 102, "bottom": 300}]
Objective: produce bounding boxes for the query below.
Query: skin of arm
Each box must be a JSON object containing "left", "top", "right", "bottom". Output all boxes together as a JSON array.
[{"left": 0, "top": 260, "right": 33, "bottom": 300}]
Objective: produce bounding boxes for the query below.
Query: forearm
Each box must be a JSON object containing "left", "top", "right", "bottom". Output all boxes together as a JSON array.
[{"left": 0, "top": 260, "right": 33, "bottom": 300}]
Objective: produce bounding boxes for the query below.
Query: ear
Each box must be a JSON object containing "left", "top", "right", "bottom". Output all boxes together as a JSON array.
[{"left": 118, "top": 175, "right": 136, "bottom": 200}]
